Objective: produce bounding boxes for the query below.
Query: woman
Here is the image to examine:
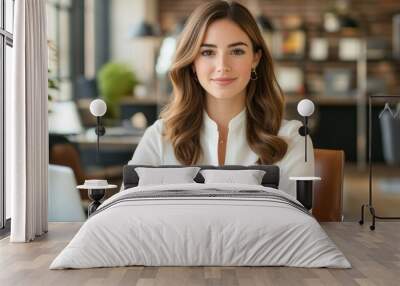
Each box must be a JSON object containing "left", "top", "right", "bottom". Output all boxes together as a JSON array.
[{"left": 128, "top": 0, "right": 314, "bottom": 197}]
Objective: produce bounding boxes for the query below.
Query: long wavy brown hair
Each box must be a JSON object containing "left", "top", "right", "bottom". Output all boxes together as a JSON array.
[{"left": 160, "top": 0, "right": 288, "bottom": 165}]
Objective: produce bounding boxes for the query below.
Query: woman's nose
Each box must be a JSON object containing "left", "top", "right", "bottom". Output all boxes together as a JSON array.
[{"left": 215, "top": 54, "right": 231, "bottom": 73}]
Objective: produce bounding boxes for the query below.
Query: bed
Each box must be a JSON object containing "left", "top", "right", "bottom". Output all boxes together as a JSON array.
[{"left": 50, "top": 165, "right": 351, "bottom": 269}]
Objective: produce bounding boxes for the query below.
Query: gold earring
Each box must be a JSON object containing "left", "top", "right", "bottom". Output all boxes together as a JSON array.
[{"left": 250, "top": 68, "right": 258, "bottom": 81}]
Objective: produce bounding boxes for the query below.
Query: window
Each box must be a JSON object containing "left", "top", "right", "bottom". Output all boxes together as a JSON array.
[
  {"left": 47, "top": 0, "right": 73, "bottom": 101},
  {"left": 1, "top": 0, "right": 14, "bottom": 232}
]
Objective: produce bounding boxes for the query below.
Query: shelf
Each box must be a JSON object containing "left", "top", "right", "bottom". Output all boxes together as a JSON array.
[
  {"left": 285, "top": 95, "right": 358, "bottom": 106},
  {"left": 312, "top": 96, "right": 358, "bottom": 105},
  {"left": 275, "top": 58, "right": 399, "bottom": 64},
  {"left": 119, "top": 96, "right": 168, "bottom": 105},
  {"left": 275, "top": 58, "right": 358, "bottom": 63},
  {"left": 285, "top": 95, "right": 394, "bottom": 106}
]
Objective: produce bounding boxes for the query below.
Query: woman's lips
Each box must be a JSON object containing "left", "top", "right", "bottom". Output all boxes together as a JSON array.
[{"left": 211, "top": 77, "right": 237, "bottom": 86}]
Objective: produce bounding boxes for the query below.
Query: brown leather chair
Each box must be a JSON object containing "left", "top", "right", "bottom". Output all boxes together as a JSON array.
[
  {"left": 312, "top": 149, "right": 345, "bottom": 222},
  {"left": 50, "top": 144, "right": 86, "bottom": 185}
]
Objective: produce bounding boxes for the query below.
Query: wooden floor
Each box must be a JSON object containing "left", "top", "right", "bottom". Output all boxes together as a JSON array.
[{"left": 1, "top": 222, "right": 399, "bottom": 286}]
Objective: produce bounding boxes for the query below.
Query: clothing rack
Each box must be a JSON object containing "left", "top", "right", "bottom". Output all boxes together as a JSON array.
[{"left": 359, "top": 95, "right": 400, "bottom": 230}]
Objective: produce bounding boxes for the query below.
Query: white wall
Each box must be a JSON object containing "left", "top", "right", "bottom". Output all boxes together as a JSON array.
[{"left": 110, "top": 0, "right": 159, "bottom": 84}]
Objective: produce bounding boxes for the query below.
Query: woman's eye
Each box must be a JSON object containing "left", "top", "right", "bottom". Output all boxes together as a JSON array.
[
  {"left": 231, "top": 49, "right": 245, "bottom": 55},
  {"left": 200, "top": 50, "right": 214, "bottom": 56}
]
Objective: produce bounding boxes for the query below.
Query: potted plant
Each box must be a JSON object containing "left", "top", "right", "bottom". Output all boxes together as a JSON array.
[{"left": 97, "top": 62, "right": 137, "bottom": 119}]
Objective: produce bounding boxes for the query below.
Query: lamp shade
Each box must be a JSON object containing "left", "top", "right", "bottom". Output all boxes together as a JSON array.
[
  {"left": 297, "top": 99, "right": 315, "bottom": 117},
  {"left": 90, "top": 99, "right": 107, "bottom": 117}
]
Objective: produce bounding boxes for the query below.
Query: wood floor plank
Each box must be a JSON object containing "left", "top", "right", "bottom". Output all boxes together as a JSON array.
[{"left": 1, "top": 222, "right": 400, "bottom": 286}]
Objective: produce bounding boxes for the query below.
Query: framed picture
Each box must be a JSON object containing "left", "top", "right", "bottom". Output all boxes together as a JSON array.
[
  {"left": 272, "top": 30, "right": 306, "bottom": 59},
  {"left": 309, "top": 38, "right": 329, "bottom": 61},
  {"left": 338, "top": 38, "right": 362, "bottom": 61},
  {"left": 367, "top": 38, "right": 388, "bottom": 60},
  {"left": 276, "top": 66, "right": 304, "bottom": 94},
  {"left": 306, "top": 73, "right": 324, "bottom": 95},
  {"left": 324, "top": 68, "right": 353, "bottom": 96}
]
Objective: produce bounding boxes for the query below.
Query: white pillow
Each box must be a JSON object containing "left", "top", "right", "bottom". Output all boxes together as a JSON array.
[
  {"left": 135, "top": 167, "right": 201, "bottom": 186},
  {"left": 200, "top": 169, "right": 266, "bottom": 185}
]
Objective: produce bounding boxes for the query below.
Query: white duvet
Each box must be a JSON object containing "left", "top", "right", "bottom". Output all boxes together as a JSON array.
[{"left": 50, "top": 183, "right": 351, "bottom": 269}]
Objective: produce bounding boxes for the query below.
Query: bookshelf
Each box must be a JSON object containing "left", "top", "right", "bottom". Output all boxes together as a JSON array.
[{"left": 275, "top": 34, "right": 369, "bottom": 168}]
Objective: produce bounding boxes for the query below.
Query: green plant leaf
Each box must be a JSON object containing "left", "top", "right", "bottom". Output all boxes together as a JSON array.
[{"left": 97, "top": 62, "right": 137, "bottom": 119}]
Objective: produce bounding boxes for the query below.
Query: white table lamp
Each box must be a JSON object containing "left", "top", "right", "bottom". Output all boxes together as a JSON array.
[
  {"left": 89, "top": 99, "right": 107, "bottom": 161},
  {"left": 90, "top": 99, "right": 107, "bottom": 117},
  {"left": 292, "top": 99, "right": 320, "bottom": 211},
  {"left": 297, "top": 99, "right": 315, "bottom": 162}
]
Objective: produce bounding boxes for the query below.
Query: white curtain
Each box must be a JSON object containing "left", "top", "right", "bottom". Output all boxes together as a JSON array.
[{"left": 7, "top": 0, "right": 48, "bottom": 242}]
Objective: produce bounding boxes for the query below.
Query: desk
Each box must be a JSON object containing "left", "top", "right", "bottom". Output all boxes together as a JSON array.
[
  {"left": 68, "top": 133, "right": 142, "bottom": 151},
  {"left": 67, "top": 131, "right": 143, "bottom": 173}
]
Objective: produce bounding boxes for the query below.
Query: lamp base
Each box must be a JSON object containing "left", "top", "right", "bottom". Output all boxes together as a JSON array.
[
  {"left": 87, "top": 189, "right": 106, "bottom": 216},
  {"left": 290, "top": 177, "right": 321, "bottom": 211},
  {"left": 296, "top": 180, "right": 313, "bottom": 210}
]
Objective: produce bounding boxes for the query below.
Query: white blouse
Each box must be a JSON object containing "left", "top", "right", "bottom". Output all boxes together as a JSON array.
[{"left": 128, "top": 109, "right": 315, "bottom": 198}]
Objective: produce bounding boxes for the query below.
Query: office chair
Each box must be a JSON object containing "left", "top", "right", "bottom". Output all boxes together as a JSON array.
[{"left": 48, "top": 164, "right": 86, "bottom": 221}]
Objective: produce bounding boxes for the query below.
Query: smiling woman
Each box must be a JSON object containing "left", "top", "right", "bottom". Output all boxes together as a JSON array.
[
  {"left": 128, "top": 0, "right": 315, "bottom": 197},
  {"left": 193, "top": 19, "right": 262, "bottom": 164}
]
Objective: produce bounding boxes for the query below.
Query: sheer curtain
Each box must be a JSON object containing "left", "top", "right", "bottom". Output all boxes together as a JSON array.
[{"left": 7, "top": 0, "right": 48, "bottom": 242}]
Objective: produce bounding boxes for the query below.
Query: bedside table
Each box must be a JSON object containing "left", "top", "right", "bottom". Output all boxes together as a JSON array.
[
  {"left": 77, "top": 180, "right": 117, "bottom": 216},
  {"left": 289, "top": 176, "right": 321, "bottom": 210}
]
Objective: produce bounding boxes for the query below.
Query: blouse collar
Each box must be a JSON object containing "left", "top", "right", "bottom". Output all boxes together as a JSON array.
[{"left": 203, "top": 108, "right": 246, "bottom": 132}]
